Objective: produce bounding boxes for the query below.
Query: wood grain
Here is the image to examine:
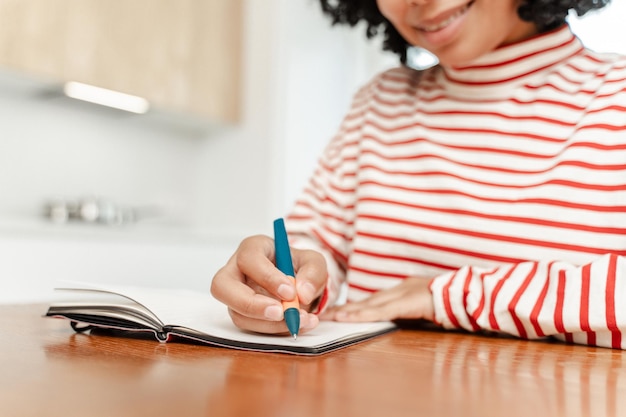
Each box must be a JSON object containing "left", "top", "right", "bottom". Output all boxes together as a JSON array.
[{"left": 3, "top": 303, "right": 626, "bottom": 417}]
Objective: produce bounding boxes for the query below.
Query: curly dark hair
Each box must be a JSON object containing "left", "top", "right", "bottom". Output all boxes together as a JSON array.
[{"left": 318, "top": 0, "right": 611, "bottom": 63}]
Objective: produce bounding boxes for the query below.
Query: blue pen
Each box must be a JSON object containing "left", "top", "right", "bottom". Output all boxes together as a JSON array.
[{"left": 273, "top": 218, "right": 300, "bottom": 340}]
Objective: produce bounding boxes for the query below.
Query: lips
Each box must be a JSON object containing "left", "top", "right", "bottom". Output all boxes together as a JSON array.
[{"left": 414, "top": 1, "right": 474, "bottom": 33}]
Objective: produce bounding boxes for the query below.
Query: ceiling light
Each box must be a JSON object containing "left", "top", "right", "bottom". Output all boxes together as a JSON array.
[{"left": 63, "top": 81, "right": 150, "bottom": 114}]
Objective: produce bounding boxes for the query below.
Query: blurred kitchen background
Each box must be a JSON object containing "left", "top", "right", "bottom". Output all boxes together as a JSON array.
[{"left": 0, "top": 0, "right": 624, "bottom": 303}]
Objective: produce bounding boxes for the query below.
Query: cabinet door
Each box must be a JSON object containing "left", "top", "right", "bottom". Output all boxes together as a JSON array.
[{"left": 0, "top": 0, "right": 242, "bottom": 124}]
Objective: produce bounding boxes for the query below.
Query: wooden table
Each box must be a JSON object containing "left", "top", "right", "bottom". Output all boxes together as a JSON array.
[{"left": 3, "top": 304, "right": 626, "bottom": 417}]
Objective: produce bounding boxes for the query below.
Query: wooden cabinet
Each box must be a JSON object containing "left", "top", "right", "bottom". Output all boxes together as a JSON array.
[{"left": 0, "top": 0, "right": 242, "bottom": 123}]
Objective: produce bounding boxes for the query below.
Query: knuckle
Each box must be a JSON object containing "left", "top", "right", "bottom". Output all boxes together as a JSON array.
[
  {"left": 209, "top": 267, "right": 226, "bottom": 298},
  {"left": 228, "top": 309, "right": 246, "bottom": 329},
  {"left": 241, "top": 294, "right": 258, "bottom": 316}
]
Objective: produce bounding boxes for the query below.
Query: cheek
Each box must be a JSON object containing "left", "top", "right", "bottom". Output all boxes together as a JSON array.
[
  {"left": 377, "top": 0, "right": 424, "bottom": 46},
  {"left": 376, "top": 0, "right": 417, "bottom": 45},
  {"left": 376, "top": 0, "right": 404, "bottom": 25}
]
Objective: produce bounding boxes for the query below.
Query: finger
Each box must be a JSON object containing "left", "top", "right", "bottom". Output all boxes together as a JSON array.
[
  {"left": 228, "top": 309, "right": 320, "bottom": 335},
  {"left": 292, "top": 248, "right": 328, "bottom": 306},
  {"left": 210, "top": 238, "right": 291, "bottom": 321},
  {"left": 346, "top": 285, "right": 407, "bottom": 308},
  {"left": 324, "top": 290, "right": 397, "bottom": 315},
  {"left": 334, "top": 302, "right": 398, "bottom": 322},
  {"left": 236, "top": 236, "right": 298, "bottom": 301},
  {"left": 328, "top": 279, "right": 421, "bottom": 313},
  {"left": 321, "top": 299, "right": 387, "bottom": 321},
  {"left": 332, "top": 281, "right": 433, "bottom": 322},
  {"left": 212, "top": 261, "right": 285, "bottom": 321}
]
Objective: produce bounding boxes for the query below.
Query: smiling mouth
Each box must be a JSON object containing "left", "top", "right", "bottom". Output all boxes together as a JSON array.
[{"left": 416, "top": 1, "right": 474, "bottom": 32}]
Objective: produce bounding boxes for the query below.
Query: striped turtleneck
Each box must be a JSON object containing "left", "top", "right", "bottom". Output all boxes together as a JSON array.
[{"left": 286, "top": 24, "right": 626, "bottom": 349}]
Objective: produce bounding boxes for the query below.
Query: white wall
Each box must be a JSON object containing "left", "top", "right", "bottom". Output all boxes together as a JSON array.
[
  {"left": 568, "top": 1, "right": 626, "bottom": 54},
  {"left": 0, "top": 72, "right": 202, "bottom": 227}
]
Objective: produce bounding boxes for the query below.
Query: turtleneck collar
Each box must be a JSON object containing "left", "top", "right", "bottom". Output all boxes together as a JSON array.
[{"left": 436, "top": 24, "right": 585, "bottom": 99}]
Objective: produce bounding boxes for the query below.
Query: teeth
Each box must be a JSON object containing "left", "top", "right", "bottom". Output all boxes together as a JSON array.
[{"left": 419, "top": 5, "right": 469, "bottom": 32}]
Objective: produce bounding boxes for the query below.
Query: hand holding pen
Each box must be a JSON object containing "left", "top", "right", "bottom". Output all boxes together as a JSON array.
[
  {"left": 210, "top": 218, "right": 327, "bottom": 336},
  {"left": 273, "top": 217, "right": 301, "bottom": 339}
]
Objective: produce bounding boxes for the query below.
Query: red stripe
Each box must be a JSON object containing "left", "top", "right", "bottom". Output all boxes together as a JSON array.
[
  {"left": 358, "top": 214, "right": 626, "bottom": 257},
  {"left": 353, "top": 248, "right": 456, "bottom": 272},
  {"left": 293, "top": 206, "right": 354, "bottom": 235},
  {"left": 335, "top": 129, "right": 626, "bottom": 163},
  {"left": 508, "top": 96, "right": 588, "bottom": 111},
  {"left": 451, "top": 35, "right": 577, "bottom": 71},
  {"left": 377, "top": 73, "right": 610, "bottom": 101},
  {"left": 605, "top": 254, "right": 621, "bottom": 348},
  {"left": 363, "top": 118, "right": 571, "bottom": 144},
  {"left": 579, "top": 264, "right": 592, "bottom": 332},
  {"left": 347, "top": 281, "right": 378, "bottom": 294},
  {"left": 427, "top": 279, "right": 443, "bottom": 326},
  {"left": 369, "top": 100, "right": 626, "bottom": 121},
  {"left": 359, "top": 149, "right": 626, "bottom": 175},
  {"left": 310, "top": 228, "right": 349, "bottom": 267},
  {"left": 306, "top": 176, "right": 354, "bottom": 203},
  {"left": 356, "top": 230, "right": 523, "bottom": 264},
  {"left": 292, "top": 189, "right": 626, "bottom": 242},
  {"left": 536, "top": 58, "right": 623, "bottom": 87},
  {"left": 588, "top": 104, "right": 626, "bottom": 115},
  {"left": 372, "top": 78, "right": 614, "bottom": 110},
  {"left": 579, "top": 123, "right": 626, "bottom": 132},
  {"left": 467, "top": 78, "right": 620, "bottom": 97},
  {"left": 309, "top": 175, "right": 357, "bottom": 195},
  {"left": 341, "top": 119, "right": 626, "bottom": 153},
  {"left": 507, "top": 262, "right": 539, "bottom": 339},
  {"left": 488, "top": 265, "right": 516, "bottom": 331},
  {"left": 359, "top": 196, "right": 626, "bottom": 235},
  {"left": 359, "top": 165, "right": 626, "bottom": 192},
  {"left": 445, "top": 58, "right": 582, "bottom": 87},
  {"left": 564, "top": 332, "right": 574, "bottom": 344},
  {"left": 462, "top": 268, "right": 481, "bottom": 332},
  {"left": 587, "top": 331, "right": 597, "bottom": 346},
  {"left": 354, "top": 182, "right": 626, "bottom": 213},
  {"left": 349, "top": 265, "right": 407, "bottom": 280},
  {"left": 371, "top": 86, "right": 593, "bottom": 111},
  {"left": 554, "top": 270, "right": 567, "bottom": 333},
  {"left": 314, "top": 288, "right": 330, "bottom": 314},
  {"left": 445, "top": 40, "right": 580, "bottom": 84},
  {"left": 529, "top": 262, "right": 554, "bottom": 338},
  {"left": 374, "top": 64, "right": 626, "bottom": 107},
  {"left": 442, "top": 271, "right": 462, "bottom": 328},
  {"left": 367, "top": 105, "right": 578, "bottom": 128}
]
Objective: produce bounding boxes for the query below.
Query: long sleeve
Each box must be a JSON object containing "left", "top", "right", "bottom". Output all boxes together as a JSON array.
[
  {"left": 285, "top": 76, "right": 382, "bottom": 309},
  {"left": 430, "top": 254, "right": 626, "bottom": 348},
  {"left": 282, "top": 26, "right": 626, "bottom": 352}
]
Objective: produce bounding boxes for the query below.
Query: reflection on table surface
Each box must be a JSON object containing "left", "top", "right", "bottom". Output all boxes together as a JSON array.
[{"left": 2, "top": 304, "right": 625, "bottom": 417}]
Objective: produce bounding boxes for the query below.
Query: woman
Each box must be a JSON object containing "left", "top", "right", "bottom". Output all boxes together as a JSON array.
[{"left": 211, "top": 0, "right": 626, "bottom": 349}]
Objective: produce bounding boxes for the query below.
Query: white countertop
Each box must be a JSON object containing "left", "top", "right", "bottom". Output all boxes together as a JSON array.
[{"left": 0, "top": 217, "right": 242, "bottom": 304}]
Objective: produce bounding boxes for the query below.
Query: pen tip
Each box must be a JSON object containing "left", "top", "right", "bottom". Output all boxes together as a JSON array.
[{"left": 292, "top": 334, "right": 297, "bottom": 340}]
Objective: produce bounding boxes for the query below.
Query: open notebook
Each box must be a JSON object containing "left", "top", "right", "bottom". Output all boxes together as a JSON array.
[{"left": 45, "top": 282, "right": 397, "bottom": 355}]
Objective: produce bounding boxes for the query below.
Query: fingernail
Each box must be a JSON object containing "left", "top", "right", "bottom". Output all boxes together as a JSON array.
[
  {"left": 298, "top": 282, "right": 316, "bottom": 304},
  {"left": 264, "top": 305, "right": 283, "bottom": 321},
  {"left": 277, "top": 283, "right": 296, "bottom": 300}
]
